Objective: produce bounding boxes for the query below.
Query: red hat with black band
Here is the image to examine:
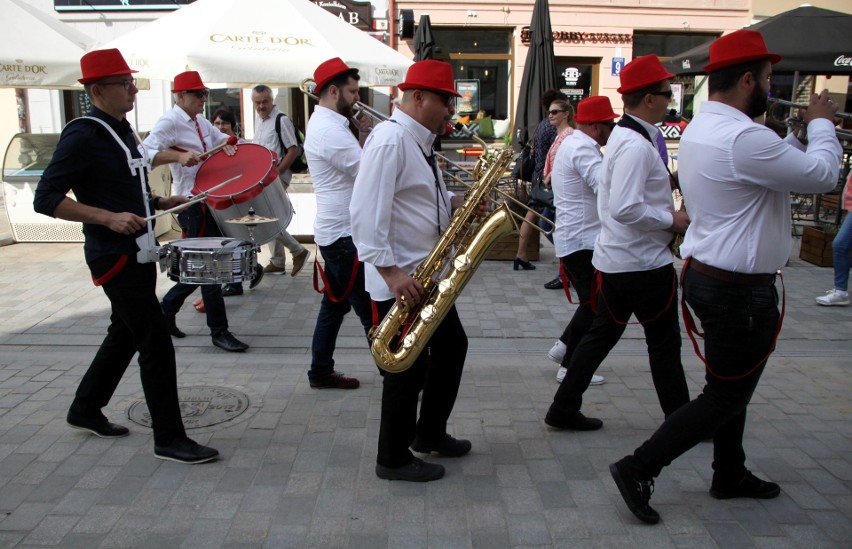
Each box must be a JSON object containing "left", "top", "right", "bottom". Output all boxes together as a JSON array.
[
  {"left": 398, "top": 60, "right": 461, "bottom": 97},
  {"left": 171, "top": 71, "right": 208, "bottom": 93},
  {"left": 616, "top": 54, "right": 675, "bottom": 94},
  {"left": 313, "top": 57, "right": 358, "bottom": 95},
  {"left": 574, "top": 96, "right": 618, "bottom": 125},
  {"left": 78, "top": 48, "right": 137, "bottom": 85},
  {"left": 703, "top": 29, "right": 781, "bottom": 73}
]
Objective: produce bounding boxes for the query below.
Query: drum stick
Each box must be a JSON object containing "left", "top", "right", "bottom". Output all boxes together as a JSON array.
[
  {"left": 144, "top": 174, "right": 242, "bottom": 221},
  {"left": 199, "top": 135, "right": 239, "bottom": 159}
]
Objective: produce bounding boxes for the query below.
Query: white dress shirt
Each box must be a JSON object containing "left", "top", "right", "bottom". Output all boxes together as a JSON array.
[
  {"left": 142, "top": 105, "right": 229, "bottom": 197},
  {"left": 254, "top": 105, "right": 298, "bottom": 184},
  {"left": 594, "top": 114, "right": 674, "bottom": 273},
  {"left": 679, "top": 101, "right": 842, "bottom": 273},
  {"left": 304, "top": 105, "right": 361, "bottom": 246},
  {"left": 350, "top": 109, "right": 452, "bottom": 302},
  {"left": 551, "top": 130, "right": 602, "bottom": 258}
]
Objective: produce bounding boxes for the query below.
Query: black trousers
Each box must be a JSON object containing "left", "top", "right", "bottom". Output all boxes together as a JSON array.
[
  {"left": 556, "top": 249, "right": 596, "bottom": 367},
  {"left": 633, "top": 268, "right": 780, "bottom": 481},
  {"left": 375, "top": 300, "right": 468, "bottom": 468},
  {"left": 160, "top": 203, "right": 228, "bottom": 335},
  {"left": 550, "top": 264, "right": 689, "bottom": 419},
  {"left": 69, "top": 259, "right": 186, "bottom": 446}
]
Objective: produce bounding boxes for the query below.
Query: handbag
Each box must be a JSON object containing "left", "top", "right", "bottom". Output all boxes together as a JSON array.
[
  {"left": 512, "top": 135, "right": 536, "bottom": 182},
  {"left": 529, "top": 181, "right": 554, "bottom": 209}
]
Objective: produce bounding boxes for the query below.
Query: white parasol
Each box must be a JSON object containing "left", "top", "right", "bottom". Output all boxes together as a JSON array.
[
  {"left": 101, "top": 0, "right": 412, "bottom": 87},
  {"left": 0, "top": 0, "right": 94, "bottom": 88}
]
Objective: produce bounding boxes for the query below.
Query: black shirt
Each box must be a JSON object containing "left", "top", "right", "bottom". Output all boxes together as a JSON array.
[{"left": 34, "top": 106, "right": 154, "bottom": 265}]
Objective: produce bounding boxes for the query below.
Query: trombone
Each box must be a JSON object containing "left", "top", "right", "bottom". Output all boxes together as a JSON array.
[
  {"left": 766, "top": 97, "right": 852, "bottom": 141},
  {"left": 298, "top": 78, "right": 554, "bottom": 235}
]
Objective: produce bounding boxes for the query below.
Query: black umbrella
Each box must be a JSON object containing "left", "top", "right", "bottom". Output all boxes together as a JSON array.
[
  {"left": 413, "top": 14, "right": 436, "bottom": 61},
  {"left": 513, "top": 0, "right": 558, "bottom": 149},
  {"left": 666, "top": 6, "right": 852, "bottom": 75}
]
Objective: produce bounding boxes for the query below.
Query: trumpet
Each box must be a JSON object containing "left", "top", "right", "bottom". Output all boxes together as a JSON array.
[
  {"left": 298, "top": 78, "right": 554, "bottom": 235},
  {"left": 766, "top": 97, "right": 852, "bottom": 140}
]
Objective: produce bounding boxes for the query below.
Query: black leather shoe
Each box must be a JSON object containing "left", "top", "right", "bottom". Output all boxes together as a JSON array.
[
  {"left": 67, "top": 415, "right": 129, "bottom": 438},
  {"left": 710, "top": 471, "right": 780, "bottom": 500},
  {"left": 411, "top": 434, "right": 472, "bottom": 457},
  {"left": 610, "top": 457, "right": 660, "bottom": 524},
  {"left": 513, "top": 257, "right": 536, "bottom": 270},
  {"left": 544, "top": 409, "right": 603, "bottom": 431},
  {"left": 375, "top": 457, "right": 445, "bottom": 482},
  {"left": 163, "top": 314, "right": 186, "bottom": 338},
  {"left": 221, "top": 285, "right": 243, "bottom": 297},
  {"left": 544, "top": 276, "right": 563, "bottom": 290},
  {"left": 154, "top": 437, "right": 219, "bottom": 464},
  {"left": 212, "top": 330, "right": 249, "bottom": 352}
]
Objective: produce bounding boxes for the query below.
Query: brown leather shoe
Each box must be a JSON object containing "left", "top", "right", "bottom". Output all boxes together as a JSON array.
[
  {"left": 291, "top": 249, "right": 310, "bottom": 277},
  {"left": 264, "top": 262, "right": 287, "bottom": 275},
  {"left": 309, "top": 372, "right": 360, "bottom": 389}
]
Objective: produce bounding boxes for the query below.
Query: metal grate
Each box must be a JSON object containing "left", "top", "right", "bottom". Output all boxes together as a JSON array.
[{"left": 12, "top": 223, "right": 84, "bottom": 242}]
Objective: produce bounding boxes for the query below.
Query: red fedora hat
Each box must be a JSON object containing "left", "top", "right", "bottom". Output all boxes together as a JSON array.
[
  {"left": 78, "top": 49, "right": 136, "bottom": 85},
  {"left": 398, "top": 60, "right": 460, "bottom": 97},
  {"left": 703, "top": 29, "right": 781, "bottom": 73},
  {"left": 617, "top": 54, "right": 675, "bottom": 94},
  {"left": 574, "top": 96, "right": 618, "bottom": 125},
  {"left": 314, "top": 57, "right": 358, "bottom": 94},
  {"left": 172, "top": 71, "right": 208, "bottom": 93}
]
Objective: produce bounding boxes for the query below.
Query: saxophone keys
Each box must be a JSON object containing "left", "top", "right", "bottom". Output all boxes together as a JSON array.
[
  {"left": 438, "top": 279, "right": 456, "bottom": 296},
  {"left": 453, "top": 253, "right": 472, "bottom": 272},
  {"left": 420, "top": 304, "right": 437, "bottom": 322}
]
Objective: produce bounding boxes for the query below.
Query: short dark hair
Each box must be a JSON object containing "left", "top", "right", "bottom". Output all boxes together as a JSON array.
[
  {"left": 622, "top": 81, "right": 667, "bottom": 109},
  {"left": 252, "top": 84, "right": 273, "bottom": 95},
  {"left": 212, "top": 108, "right": 236, "bottom": 126},
  {"left": 540, "top": 88, "right": 568, "bottom": 109},
  {"left": 319, "top": 69, "right": 361, "bottom": 98},
  {"left": 708, "top": 59, "right": 768, "bottom": 95}
]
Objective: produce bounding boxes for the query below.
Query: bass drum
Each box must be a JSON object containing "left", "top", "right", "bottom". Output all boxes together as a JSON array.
[{"left": 192, "top": 143, "right": 293, "bottom": 244}]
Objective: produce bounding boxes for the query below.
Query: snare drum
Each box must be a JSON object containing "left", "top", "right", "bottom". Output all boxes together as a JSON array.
[
  {"left": 161, "top": 238, "right": 258, "bottom": 284},
  {"left": 192, "top": 143, "right": 294, "bottom": 244}
]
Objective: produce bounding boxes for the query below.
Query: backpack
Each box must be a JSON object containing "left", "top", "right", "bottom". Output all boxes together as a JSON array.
[{"left": 275, "top": 113, "right": 308, "bottom": 173}]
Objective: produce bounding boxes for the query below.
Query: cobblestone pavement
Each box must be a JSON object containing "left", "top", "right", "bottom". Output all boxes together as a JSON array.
[{"left": 0, "top": 241, "right": 850, "bottom": 548}]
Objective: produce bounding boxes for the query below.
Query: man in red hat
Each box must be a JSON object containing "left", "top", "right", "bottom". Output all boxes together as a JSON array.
[
  {"left": 351, "top": 59, "right": 471, "bottom": 482},
  {"left": 545, "top": 96, "right": 617, "bottom": 389},
  {"left": 251, "top": 84, "right": 311, "bottom": 279},
  {"left": 143, "top": 70, "right": 249, "bottom": 353},
  {"left": 545, "top": 54, "right": 690, "bottom": 433},
  {"left": 33, "top": 50, "right": 218, "bottom": 464},
  {"left": 303, "top": 58, "right": 373, "bottom": 390},
  {"left": 610, "top": 30, "right": 842, "bottom": 525}
]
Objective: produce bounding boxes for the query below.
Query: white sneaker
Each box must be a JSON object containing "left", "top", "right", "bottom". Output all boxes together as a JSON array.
[
  {"left": 816, "top": 289, "right": 849, "bottom": 306},
  {"left": 556, "top": 367, "right": 605, "bottom": 386},
  {"left": 547, "top": 340, "right": 567, "bottom": 363}
]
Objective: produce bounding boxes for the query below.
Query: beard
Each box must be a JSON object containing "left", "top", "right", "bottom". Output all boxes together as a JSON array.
[
  {"left": 745, "top": 85, "right": 769, "bottom": 119},
  {"left": 336, "top": 95, "right": 355, "bottom": 119}
]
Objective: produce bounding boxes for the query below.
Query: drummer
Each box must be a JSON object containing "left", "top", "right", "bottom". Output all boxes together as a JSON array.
[{"left": 142, "top": 71, "right": 250, "bottom": 353}]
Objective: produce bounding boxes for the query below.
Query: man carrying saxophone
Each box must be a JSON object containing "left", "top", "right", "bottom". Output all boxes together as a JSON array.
[{"left": 350, "top": 60, "right": 470, "bottom": 482}]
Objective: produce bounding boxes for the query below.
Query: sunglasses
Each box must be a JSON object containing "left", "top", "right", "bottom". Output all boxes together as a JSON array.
[
  {"left": 423, "top": 90, "right": 455, "bottom": 108},
  {"left": 648, "top": 90, "right": 674, "bottom": 99},
  {"left": 548, "top": 109, "right": 568, "bottom": 116},
  {"left": 98, "top": 78, "right": 136, "bottom": 90},
  {"left": 186, "top": 90, "right": 209, "bottom": 98}
]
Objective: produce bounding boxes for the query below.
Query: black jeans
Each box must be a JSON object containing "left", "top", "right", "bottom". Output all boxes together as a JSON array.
[
  {"left": 550, "top": 264, "right": 689, "bottom": 419},
  {"left": 557, "top": 250, "right": 596, "bottom": 367},
  {"left": 309, "top": 236, "right": 373, "bottom": 382},
  {"left": 69, "top": 259, "right": 186, "bottom": 446},
  {"left": 375, "top": 300, "right": 468, "bottom": 468},
  {"left": 160, "top": 203, "right": 228, "bottom": 336},
  {"left": 633, "top": 268, "right": 780, "bottom": 481}
]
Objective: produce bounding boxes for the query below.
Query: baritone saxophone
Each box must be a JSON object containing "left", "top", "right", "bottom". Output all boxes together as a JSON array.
[{"left": 370, "top": 147, "right": 517, "bottom": 373}]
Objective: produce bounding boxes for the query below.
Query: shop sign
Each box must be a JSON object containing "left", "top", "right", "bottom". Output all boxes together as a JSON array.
[
  {"left": 521, "top": 27, "right": 633, "bottom": 46},
  {"left": 311, "top": 0, "right": 373, "bottom": 32}
]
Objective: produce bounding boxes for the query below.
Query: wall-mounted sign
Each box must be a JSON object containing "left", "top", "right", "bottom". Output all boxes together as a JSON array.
[
  {"left": 611, "top": 57, "right": 625, "bottom": 76},
  {"left": 311, "top": 0, "right": 373, "bottom": 32},
  {"left": 55, "top": 0, "right": 193, "bottom": 11},
  {"left": 521, "top": 28, "right": 633, "bottom": 46},
  {"left": 455, "top": 80, "right": 479, "bottom": 114}
]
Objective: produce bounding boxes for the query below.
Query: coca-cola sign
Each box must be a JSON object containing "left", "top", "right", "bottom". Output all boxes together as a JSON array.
[{"left": 835, "top": 55, "right": 852, "bottom": 67}]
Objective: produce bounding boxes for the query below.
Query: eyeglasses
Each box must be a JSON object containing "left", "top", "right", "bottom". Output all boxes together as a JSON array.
[
  {"left": 186, "top": 90, "right": 209, "bottom": 98},
  {"left": 423, "top": 90, "right": 455, "bottom": 108},
  {"left": 548, "top": 109, "right": 568, "bottom": 116},
  {"left": 98, "top": 78, "right": 136, "bottom": 90},
  {"left": 648, "top": 90, "right": 674, "bottom": 99}
]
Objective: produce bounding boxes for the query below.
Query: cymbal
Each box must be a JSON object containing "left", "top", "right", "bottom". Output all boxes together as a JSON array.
[{"left": 224, "top": 213, "right": 279, "bottom": 225}]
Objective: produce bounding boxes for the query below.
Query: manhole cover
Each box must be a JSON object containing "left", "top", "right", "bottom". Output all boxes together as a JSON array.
[{"left": 127, "top": 385, "right": 259, "bottom": 430}]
